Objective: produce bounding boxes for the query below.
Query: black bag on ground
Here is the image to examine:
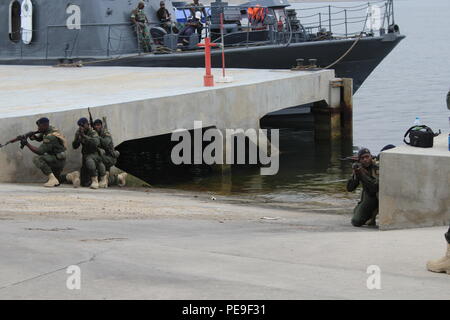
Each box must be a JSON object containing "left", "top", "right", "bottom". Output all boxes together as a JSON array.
[{"left": 403, "top": 125, "right": 441, "bottom": 148}]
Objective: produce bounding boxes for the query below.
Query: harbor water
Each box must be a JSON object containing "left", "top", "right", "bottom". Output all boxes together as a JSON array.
[{"left": 155, "top": 0, "right": 450, "bottom": 211}]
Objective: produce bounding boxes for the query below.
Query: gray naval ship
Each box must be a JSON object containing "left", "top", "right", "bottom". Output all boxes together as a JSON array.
[{"left": 0, "top": 0, "right": 405, "bottom": 92}]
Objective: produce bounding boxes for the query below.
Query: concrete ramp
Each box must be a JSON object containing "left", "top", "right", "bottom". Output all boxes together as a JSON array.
[{"left": 0, "top": 66, "right": 339, "bottom": 182}]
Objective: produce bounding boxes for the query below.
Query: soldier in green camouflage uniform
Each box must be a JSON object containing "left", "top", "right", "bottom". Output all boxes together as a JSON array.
[
  {"left": 346, "top": 148, "right": 379, "bottom": 227},
  {"left": 72, "top": 118, "right": 107, "bottom": 189},
  {"left": 131, "top": 1, "right": 152, "bottom": 52},
  {"left": 93, "top": 120, "right": 118, "bottom": 172},
  {"left": 63, "top": 118, "right": 127, "bottom": 188},
  {"left": 21, "top": 117, "right": 67, "bottom": 187},
  {"left": 93, "top": 119, "right": 127, "bottom": 187}
]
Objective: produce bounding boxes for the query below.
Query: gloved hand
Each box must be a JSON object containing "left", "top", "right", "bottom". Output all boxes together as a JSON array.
[
  {"left": 19, "top": 136, "right": 28, "bottom": 149},
  {"left": 78, "top": 127, "right": 86, "bottom": 138}
]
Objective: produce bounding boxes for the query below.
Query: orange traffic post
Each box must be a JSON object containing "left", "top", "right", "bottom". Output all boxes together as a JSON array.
[{"left": 197, "top": 37, "right": 218, "bottom": 87}]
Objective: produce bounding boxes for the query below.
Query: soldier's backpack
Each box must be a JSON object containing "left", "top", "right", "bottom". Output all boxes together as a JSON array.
[{"left": 403, "top": 125, "right": 441, "bottom": 148}]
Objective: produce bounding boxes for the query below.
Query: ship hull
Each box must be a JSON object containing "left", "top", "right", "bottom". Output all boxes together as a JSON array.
[
  {"left": 0, "top": 34, "right": 405, "bottom": 92},
  {"left": 103, "top": 34, "right": 405, "bottom": 92}
]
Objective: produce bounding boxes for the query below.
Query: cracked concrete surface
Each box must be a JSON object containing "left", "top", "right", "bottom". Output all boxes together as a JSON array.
[
  {"left": 0, "top": 252, "right": 98, "bottom": 291},
  {"left": 0, "top": 183, "right": 449, "bottom": 299}
]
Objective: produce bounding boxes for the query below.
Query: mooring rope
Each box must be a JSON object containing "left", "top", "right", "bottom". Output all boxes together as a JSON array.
[{"left": 324, "top": 13, "right": 369, "bottom": 70}]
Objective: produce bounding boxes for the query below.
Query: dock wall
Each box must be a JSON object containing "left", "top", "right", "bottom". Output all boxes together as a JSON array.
[
  {"left": 0, "top": 66, "right": 349, "bottom": 183},
  {"left": 379, "top": 135, "right": 450, "bottom": 230}
]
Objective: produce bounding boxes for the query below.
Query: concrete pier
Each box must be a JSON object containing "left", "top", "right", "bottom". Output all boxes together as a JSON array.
[
  {"left": 0, "top": 65, "right": 351, "bottom": 183},
  {"left": 311, "top": 77, "right": 353, "bottom": 141},
  {"left": 379, "top": 134, "right": 450, "bottom": 230}
]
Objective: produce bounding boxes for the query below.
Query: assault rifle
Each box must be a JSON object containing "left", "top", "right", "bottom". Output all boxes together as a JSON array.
[
  {"left": 88, "top": 107, "right": 94, "bottom": 128},
  {"left": 340, "top": 155, "right": 358, "bottom": 163},
  {"left": 88, "top": 107, "right": 109, "bottom": 130},
  {"left": 340, "top": 155, "right": 363, "bottom": 171},
  {"left": 0, "top": 131, "right": 39, "bottom": 149}
]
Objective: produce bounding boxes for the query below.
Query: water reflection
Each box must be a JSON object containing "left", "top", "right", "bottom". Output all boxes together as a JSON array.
[{"left": 152, "top": 128, "right": 359, "bottom": 211}]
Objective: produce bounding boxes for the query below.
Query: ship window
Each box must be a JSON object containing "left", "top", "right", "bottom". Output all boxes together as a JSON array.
[
  {"left": 9, "top": 0, "right": 21, "bottom": 42},
  {"left": 274, "top": 9, "right": 286, "bottom": 22}
]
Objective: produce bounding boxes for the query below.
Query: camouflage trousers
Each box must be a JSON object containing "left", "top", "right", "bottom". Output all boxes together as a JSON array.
[
  {"left": 33, "top": 154, "right": 65, "bottom": 178},
  {"left": 351, "top": 190, "right": 379, "bottom": 227},
  {"left": 101, "top": 154, "right": 117, "bottom": 173},
  {"left": 84, "top": 153, "right": 106, "bottom": 178},
  {"left": 136, "top": 24, "right": 152, "bottom": 52}
]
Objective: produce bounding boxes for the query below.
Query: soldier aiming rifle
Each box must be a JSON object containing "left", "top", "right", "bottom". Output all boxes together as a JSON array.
[
  {"left": 12, "top": 118, "right": 68, "bottom": 187},
  {"left": 343, "top": 145, "right": 396, "bottom": 227}
]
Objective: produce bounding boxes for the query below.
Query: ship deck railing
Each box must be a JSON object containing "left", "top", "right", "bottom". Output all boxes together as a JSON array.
[
  {"left": 294, "top": 0, "right": 396, "bottom": 38},
  {"left": 5, "top": 0, "right": 397, "bottom": 60}
]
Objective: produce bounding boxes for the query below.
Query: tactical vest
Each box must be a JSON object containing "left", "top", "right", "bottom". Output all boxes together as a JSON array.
[{"left": 44, "top": 127, "right": 67, "bottom": 155}]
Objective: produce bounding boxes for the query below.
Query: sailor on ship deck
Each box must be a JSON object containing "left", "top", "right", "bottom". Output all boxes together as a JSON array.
[
  {"left": 131, "top": 1, "right": 152, "bottom": 52},
  {"left": 188, "top": 0, "right": 206, "bottom": 36},
  {"left": 157, "top": 1, "right": 178, "bottom": 33}
]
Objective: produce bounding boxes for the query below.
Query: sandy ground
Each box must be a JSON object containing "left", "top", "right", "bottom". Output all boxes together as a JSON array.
[
  {"left": 0, "top": 183, "right": 449, "bottom": 300},
  {"left": 0, "top": 183, "right": 355, "bottom": 227}
]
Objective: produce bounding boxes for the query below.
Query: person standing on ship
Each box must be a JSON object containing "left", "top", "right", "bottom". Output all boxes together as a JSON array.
[{"left": 131, "top": 1, "right": 152, "bottom": 52}]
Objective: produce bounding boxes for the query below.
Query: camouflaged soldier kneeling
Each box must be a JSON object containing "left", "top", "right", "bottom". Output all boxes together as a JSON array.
[
  {"left": 21, "top": 117, "right": 67, "bottom": 187},
  {"left": 93, "top": 119, "right": 126, "bottom": 187},
  {"left": 64, "top": 119, "right": 127, "bottom": 188},
  {"left": 346, "top": 148, "right": 379, "bottom": 227},
  {"left": 71, "top": 117, "right": 107, "bottom": 189}
]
